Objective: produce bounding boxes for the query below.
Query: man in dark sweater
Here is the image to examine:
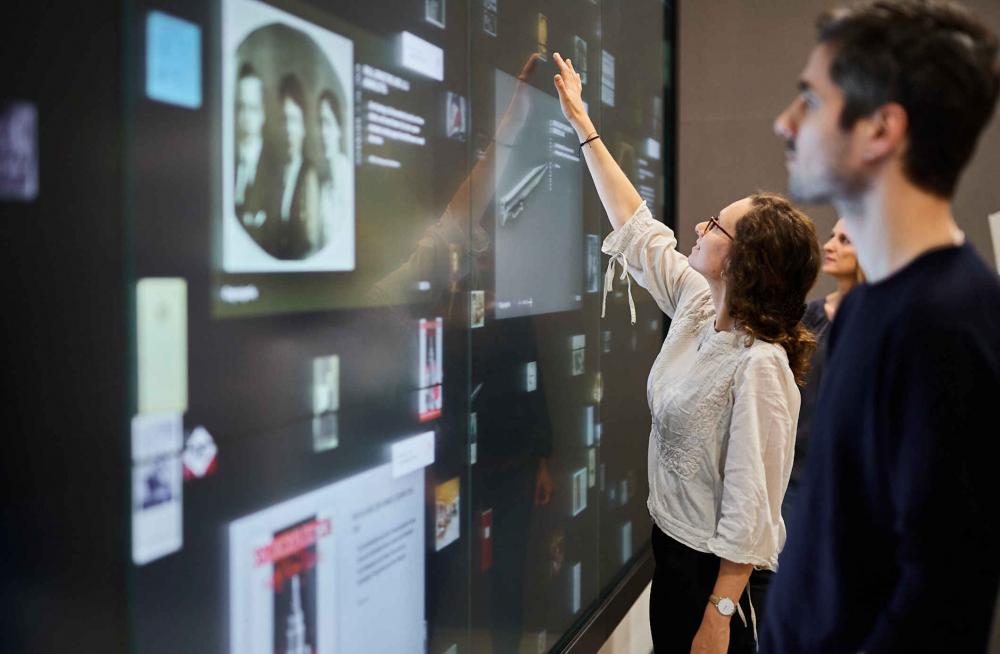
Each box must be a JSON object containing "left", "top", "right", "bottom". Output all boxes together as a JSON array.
[{"left": 763, "top": 2, "right": 1000, "bottom": 652}]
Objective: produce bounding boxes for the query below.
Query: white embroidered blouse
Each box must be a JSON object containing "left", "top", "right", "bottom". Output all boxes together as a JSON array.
[{"left": 602, "top": 202, "right": 799, "bottom": 571}]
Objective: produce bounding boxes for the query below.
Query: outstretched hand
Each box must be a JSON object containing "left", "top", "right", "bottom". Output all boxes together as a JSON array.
[{"left": 552, "top": 52, "right": 590, "bottom": 135}]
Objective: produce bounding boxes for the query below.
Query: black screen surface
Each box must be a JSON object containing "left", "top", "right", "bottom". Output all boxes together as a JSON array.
[{"left": 128, "top": 1, "right": 670, "bottom": 652}]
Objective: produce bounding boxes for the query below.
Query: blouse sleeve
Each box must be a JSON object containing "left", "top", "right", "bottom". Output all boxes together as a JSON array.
[
  {"left": 705, "top": 346, "right": 799, "bottom": 571},
  {"left": 601, "top": 201, "right": 710, "bottom": 320}
]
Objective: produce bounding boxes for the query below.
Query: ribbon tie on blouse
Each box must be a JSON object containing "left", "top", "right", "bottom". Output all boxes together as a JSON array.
[{"left": 602, "top": 251, "right": 637, "bottom": 325}]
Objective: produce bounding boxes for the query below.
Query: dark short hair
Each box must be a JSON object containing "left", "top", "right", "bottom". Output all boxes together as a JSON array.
[
  {"left": 816, "top": 0, "right": 999, "bottom": 198},
  {"left": 238, "top": 62, "right": 259, "bottom": 83},
  {"left": 279, "top": 73, "right": 306, "bottom": 110}
]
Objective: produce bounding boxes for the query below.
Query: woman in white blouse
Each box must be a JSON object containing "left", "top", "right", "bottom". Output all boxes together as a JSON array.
[{"left": 553, "top": 54, "right": 820, "bottom": 653}]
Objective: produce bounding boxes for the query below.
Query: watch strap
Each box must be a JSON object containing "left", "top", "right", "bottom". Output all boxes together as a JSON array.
[{"left": 708, "top": 594, "right": 748, "bottom": 628}]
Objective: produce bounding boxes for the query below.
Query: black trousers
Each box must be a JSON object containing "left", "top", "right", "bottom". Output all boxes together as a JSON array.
[{"left": 649, "top": 524, "right": 771, "bottom": 653}]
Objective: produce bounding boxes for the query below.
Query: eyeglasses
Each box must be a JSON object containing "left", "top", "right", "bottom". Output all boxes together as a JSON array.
[{"left": 705, "top": 215, "right": 734, "bottom": 241}]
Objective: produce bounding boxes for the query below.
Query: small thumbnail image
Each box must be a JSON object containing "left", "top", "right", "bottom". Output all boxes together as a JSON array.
[
  {"left": 132, "top": 453, "right": 183, "bottom": 565},
  {"left": 586, "top": 234, "right": 600, "bottom": 293},
  {"left": 312, "top": 354, "right": 340, "bottom": 416},
  {"left": 419, "top": 384, "right": 443, "bottom": 422},
  {"left": 571, "top": 467, "right": 588, "bottom": 516},
  {"left": 591, "top": 371, "right": 603, "bottom": 403},
  {"left": 601, "top": 49, "right": 615, "bottom": 107},
  {"left": 583, "top": 405, "right": 594, "bottom": 446},
  {"left": 601, "top": 330, "right": 612, "bottom": 353},
  {"left": 0, "top": 101, "right": 39, "bottom": 201},
  {"left": 419, "top": 317, "right": 444, "bottom": 388},
  {"left": 537, "top": 13, "right": 548, "bottom": 60},
  {"left": 570, "top": 561, "right": 582, "bottom": 613},
  {"left": 478, "top": 508, "right": 493, "bottom": 571},
  {"left": 619, "top": 468, "right": 637, "bottom": 505},
  {"left": 311, "top": 412, "right": 339, "bottom": 452},
  {"left": 425, "top": 0, "right": 446, "bottom": 28},
  {"left": 445, "top": 92, "right": 467, "bottom": 141},
  {"left": 435, "top": 477, "right": 461, "bottom": 551},
  {"left": 573, "top": 36, "right": 588, "bottom": 84},
  {"left": 134, "top": 455, "right": 180, "bottom": 510},
  {"left": 470, "top": 290, "right": 485, "bottom": 328},
  {"left": 448, "top": 242, "right": 462, "bottom": 284},
  {"left": 588, "top": 449, "right": 596, "bottom": 488},
  {"left": 525, "top": 361, "right": 538, "bottom": 392},
  {"left": 570, "top": 333, "right": 585, "bottom": 375},
  {"left": 482, "top": 0, "right": 497, "bottom": 37},
  {"left": 546, "top": 527, "right": 565, "bottom": 578},
  {"left": 621, "top": 520, "right": 633, "bottom": 563}
]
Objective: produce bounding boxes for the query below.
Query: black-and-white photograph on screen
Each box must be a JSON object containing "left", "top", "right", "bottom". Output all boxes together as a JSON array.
[
  {"left": 494, "top": 70, "right": 582, "bottom": 319},
  {"left": 222, "top": 0, "right": 354, "bottom": 272}
]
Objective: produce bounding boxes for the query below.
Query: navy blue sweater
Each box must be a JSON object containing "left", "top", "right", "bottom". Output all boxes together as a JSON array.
[{"left": 760, "top": 243, "right": 1000, "bottom": 653}]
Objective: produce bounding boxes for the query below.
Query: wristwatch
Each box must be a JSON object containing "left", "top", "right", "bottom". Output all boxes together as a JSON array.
[{"left": 708, "top": 594, "right": 737, "bottom": 617}]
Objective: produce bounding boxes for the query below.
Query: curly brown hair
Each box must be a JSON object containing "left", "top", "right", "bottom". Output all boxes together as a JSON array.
[{"left": 725, "top": 193, "right": 822, "bottom": 385}]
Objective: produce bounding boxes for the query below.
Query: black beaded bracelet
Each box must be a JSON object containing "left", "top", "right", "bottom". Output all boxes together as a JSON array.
[{"left": 579, "top": 133, "right": 600, "bottom": 149}]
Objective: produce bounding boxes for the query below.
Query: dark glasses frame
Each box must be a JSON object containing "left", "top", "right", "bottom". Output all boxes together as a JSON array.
[{"left": 706, "top": 215, "right": 734, "bottom": 241}]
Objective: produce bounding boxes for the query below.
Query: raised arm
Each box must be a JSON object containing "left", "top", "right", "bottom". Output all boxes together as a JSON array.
[{"left": 552, "top": 52, "right": 642, "bottom": 230}]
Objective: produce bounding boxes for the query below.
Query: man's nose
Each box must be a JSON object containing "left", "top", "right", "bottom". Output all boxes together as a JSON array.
[{"left": 774, "top": 103, "right": 797, "bottom": 140}]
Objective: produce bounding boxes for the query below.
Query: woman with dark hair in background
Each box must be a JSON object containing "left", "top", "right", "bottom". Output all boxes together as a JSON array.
[
  {"left": 782, "top": 218, "right": 863, "bottom": 531},
  {"left": 552, "top": 53, "right": 821, "bottom": 653}
]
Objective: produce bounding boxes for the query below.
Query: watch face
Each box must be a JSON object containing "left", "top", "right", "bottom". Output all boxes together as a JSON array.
[{"left": 718, "top": 598, "right": 736, "bottom": 616}]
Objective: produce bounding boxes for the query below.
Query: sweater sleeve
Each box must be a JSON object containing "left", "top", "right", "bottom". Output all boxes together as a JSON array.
[
  {"left": 601, "top": 201, "right": 710, "bottom": 320},
  {"left": 705, "top": 346, "right": 799, "bottom": 571}
]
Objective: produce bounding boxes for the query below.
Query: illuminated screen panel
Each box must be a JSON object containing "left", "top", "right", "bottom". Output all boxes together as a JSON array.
[
  {"left": 213, "top": 0, "right": 448, "bottom": 316},
  {"left": 228, "top": 463, "right": 424, "bottom": 654},
  {"left": 493, "top": 69, "right": 583, "bottom": 319},
  {"left": 127, "top": 0, "right": 668, "bottom": 653}
]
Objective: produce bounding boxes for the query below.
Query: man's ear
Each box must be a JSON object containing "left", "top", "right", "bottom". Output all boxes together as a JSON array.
[{"left": 861, "top": 102, "right": 908, "bottom": 163}]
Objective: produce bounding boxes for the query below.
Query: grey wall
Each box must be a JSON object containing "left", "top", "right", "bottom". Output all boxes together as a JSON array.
[{"left": 677, "top": 0, "right": 1000, "bottom": 300}]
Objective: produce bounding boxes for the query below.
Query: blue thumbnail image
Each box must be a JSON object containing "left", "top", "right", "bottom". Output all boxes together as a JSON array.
[{"left": 146, "top": 11, "right": 202, "bottom": 109}]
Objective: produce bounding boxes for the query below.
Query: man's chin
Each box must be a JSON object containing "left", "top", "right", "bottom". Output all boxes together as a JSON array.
[{"left": 787, "top": 176, "right": 833, "bottom": 205}]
